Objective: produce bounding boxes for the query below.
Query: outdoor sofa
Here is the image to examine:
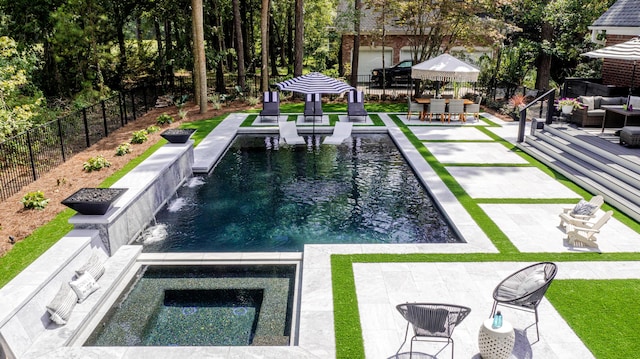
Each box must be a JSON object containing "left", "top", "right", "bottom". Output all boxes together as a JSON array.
[{"left": 571, "top": 95, "right": 627, "bottom": 127}]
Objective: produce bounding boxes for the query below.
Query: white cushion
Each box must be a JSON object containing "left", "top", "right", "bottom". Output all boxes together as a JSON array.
[
  {"left": 629, "top": 96, "right": 640, "bottom": 109},
  {"left": 75, "top": 253, "right": 105, "bottom": 281},
  {"left": 46, "top": 282, "right": 78, "bottom": 325},
  {"left": 516, "top": 267, "right": 546, "bottom": 297},
  {"left": 69, "top": 272, "right": 100, "bottom": 303}
]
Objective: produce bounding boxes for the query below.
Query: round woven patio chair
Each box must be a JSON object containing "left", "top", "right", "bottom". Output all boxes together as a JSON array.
[{"left": 490, "top": 262, "right": 558, "bottom": 343}]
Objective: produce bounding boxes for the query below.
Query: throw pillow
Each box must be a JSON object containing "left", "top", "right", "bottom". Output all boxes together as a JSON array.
[
  {"left": 578, "top": 96, "right": 594, "bottom": 110},
  {"left": 516, "top": 267, "right": 547, "bottom": 297},
  {"left": 69, "top": 272, "right": 100, "bottom": 303},
  {"left": 571, "top": 200, "right": 597, "bottom": 216},
  {"left": 46, "top": 282, "right": 78, "bottom": 325},
  {"left": 75, "top": 253, "right": 105, "bottom": 281}
]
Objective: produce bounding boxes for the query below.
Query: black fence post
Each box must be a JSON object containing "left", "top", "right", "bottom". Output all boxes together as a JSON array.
[
  {"left": 26, "top": 131, "right": 37, "bottom": 181},
  {"left": 101, "top": 100, "right": 109, "bottom": 137},
  {"left": 120, "top": 92, "right": 128, "bottom": 125},
  {"left": 131, "top": 91, "right": 137, "bottom": 120},
  {"left": 142, "top": 85, "right": 148, "bottom": 111},
  {"left": 57, "top": 118, "right": 66, "bottom": 162},
  {"left": 83, "top": 108, "right": 91, "bottom": 148}
]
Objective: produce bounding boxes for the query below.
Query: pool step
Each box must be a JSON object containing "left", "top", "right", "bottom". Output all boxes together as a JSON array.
[{"left": 252, "top": 336, "right": 290, "bottom": 346}]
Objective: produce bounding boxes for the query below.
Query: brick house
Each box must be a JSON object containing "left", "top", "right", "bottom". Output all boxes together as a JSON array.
[
  {"left": 337, "top": 1, "right": 491, "bottom": 79},
  {"left": 588, "top": 0, "right": 640, "bottom": 88}
]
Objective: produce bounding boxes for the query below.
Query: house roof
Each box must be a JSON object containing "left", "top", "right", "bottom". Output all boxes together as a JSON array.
[{"left": 593, "top": 0, "right": 640, "bottom": 28}]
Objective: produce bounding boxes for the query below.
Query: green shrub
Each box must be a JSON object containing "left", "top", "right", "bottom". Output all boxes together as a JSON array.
[
  {"left": 83, "top": 155, "right": 111, "bottom": 172},
  {"left": 174, "top": 94, "right": 189, "bottom": 109},
  {"left": 21, "top": 191, "right": 49, "bottom": 210},
  {"left": 130, "top": 130, "right": 148, "bottom": 144},
  {"left": 156, "top": 113, "right": 174, "bottom": 125},
  {"left": 178, "top": 109, "right": 188, "bottom": 120},
  {"left": 247, "top": 96, "right": 260, "bottom": 106},
  {"left": 115, "top": 143, "right": 131, "bottom": 156},
  {"left": 146, "top": 125, "right": 160, "bottom": 134}
]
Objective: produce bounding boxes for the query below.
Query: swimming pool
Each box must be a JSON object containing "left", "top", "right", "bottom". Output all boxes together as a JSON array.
[{"left": 141, "top": 134, "right": 460, "bottom": 252}]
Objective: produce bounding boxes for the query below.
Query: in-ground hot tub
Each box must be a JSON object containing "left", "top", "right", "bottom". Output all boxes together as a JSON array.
[{"left": 83, "top": 263, "right": 298, "bottom": 347}]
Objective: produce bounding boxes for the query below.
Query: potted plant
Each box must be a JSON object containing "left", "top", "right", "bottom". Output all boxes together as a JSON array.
[
  {"left": 556, "top": 98, "right": 583, "bottom": 114},
  {"left": 61, "top": 188, "right": 127, "bottom": 215},
  {"left": 160, "top": 128, "right": 196, "bottom": 143}
]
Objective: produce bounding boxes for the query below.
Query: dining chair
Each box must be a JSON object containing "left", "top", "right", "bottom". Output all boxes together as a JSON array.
[
  {"left": 447, "top": 99, "right": 465, "bottom": 123},
  {"left": 428, "top": 99, "right": 446, "bottom": 123},
  {"left": 407, "top": 97, "right": 424, "bottom": 121}
]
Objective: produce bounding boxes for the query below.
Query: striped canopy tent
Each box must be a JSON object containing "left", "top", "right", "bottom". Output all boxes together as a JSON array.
[
  {"left": 582, "top": 37, "right": 640, "bottom": 100},
  {"left": 275, "top": 72, "right": 354, "bottom": 95}
]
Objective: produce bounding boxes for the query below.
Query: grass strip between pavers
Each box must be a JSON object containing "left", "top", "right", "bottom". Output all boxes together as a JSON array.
[
  {"left": 0, "top": 114, "right": 227, "bottom": 288},
  {"left": 389, "top": 113, "right": 518, "bottom": 253}
]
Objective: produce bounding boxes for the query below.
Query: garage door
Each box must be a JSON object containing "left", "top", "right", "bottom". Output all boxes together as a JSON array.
[{"left": 356, "top": 47, "right": 392, "bottom": 78}]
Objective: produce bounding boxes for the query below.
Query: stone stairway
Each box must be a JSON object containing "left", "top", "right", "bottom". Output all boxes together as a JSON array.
[{"left": 518, "top": 123, "right": 640, "bottom": 222}]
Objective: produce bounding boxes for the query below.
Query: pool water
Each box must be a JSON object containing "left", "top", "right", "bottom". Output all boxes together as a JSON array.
[{"left": 142, "top": 134, "right": 460, "bottom": 252}]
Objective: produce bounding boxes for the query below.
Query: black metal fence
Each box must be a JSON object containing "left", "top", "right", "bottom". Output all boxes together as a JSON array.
[{"left": 0, "top": 83, "right": 164, "bottom": 202}]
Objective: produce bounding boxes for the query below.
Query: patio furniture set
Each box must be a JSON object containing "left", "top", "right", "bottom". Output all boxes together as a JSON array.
[
  {"left": 407, "top": 97, "right": 481, "bottom": 123},
  {"left": 259, "top": 89, "right": 368, "bottom": 123},
  {"left": 571, "top": 95, "right": 640, "bottom": 130},
  {"left": 394, "top": 262, "right": 557, "bottom": 359}
]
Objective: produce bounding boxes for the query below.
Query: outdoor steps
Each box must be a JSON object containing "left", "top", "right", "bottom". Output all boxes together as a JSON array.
[{"left": 519, "top": 125, "right": 640, "bottom": 222}]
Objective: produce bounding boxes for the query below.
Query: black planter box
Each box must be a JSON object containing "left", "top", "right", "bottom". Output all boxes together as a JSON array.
[
  {"left": 161, "top": 128, "right": 196, "bottom": 143},
  {"left": 62, "top": 188, "right": 127, "bottom": 215}
]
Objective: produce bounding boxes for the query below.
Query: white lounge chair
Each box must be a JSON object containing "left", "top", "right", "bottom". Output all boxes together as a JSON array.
[
  {"left": 559, "top": 195, "right": 604, "bottom": 228},
  {"left": 323, "top": 122, "right": 353, "bottom": 145},
  {"left": 278, "top": 121, "right": 305, "bottom": 145},
  {"left": 565, "top": 210, "right": 613, "bottom": 248}
]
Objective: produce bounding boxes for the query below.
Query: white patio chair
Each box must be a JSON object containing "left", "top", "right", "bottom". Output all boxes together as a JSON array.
[
  {"left": 565, "top": 210, "right": 613, "bottom": 248},
  {"left": 407, "top": 97, "right": 424, "bottom": 121},
  {"left": 428, "top": 99, "right": 446, "bottom": 123}
]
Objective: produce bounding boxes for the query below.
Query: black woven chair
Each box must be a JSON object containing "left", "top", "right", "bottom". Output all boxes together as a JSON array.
[
  {"left": 396, "top": 303, "right": 471, "bottom": 359},
  {"left": 490, "top": 262, "right": 558, "bottom": 343}
]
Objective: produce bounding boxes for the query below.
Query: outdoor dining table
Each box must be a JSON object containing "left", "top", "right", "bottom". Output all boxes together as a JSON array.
[{"left": 414, "top": 98, "right": 474, "bottom": 121}]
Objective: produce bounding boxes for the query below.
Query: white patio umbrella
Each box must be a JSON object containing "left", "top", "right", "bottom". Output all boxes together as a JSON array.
[
  {"left": 411, "top": 54, "right": 480, "bottom": 96},
  {"left": 582, "top": 37, "right": 640, "bottom": 101}
]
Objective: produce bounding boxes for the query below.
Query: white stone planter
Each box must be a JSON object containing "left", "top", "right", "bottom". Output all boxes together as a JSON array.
[{"left": 561, "top": 105, "right": 574, "bottom": 114}]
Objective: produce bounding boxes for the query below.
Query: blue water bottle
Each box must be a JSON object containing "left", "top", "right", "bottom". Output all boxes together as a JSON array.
[{"left": 492, "top": 311, "right": 503, "bottom": 329}]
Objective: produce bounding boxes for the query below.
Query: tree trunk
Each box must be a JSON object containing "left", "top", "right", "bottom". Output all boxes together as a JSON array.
[
  {"left": 261, "top": 0, "right": 270, "bottom": 91},
  {"left": 269, "top": 14, "right": 279, "bottom": 77},
  {"left": 165, "top": 20, "right": 174, "bottom": 87},
  {"left": 154, "top": 19, "right": 164, "bottom": 81},
  {"left": 233, "top": 0, "right": 246, "bottom": 89},
  {"left": 192, "top": 0, "right": 208, "bottom": 113},
  {"left": 350, "top": 0, "right": 361, "bottom": 87},
  {"left": 535, "top": 21, "right": 553, "bottom": 91},
  {"left": 294, "top": 0, "right": 303, "bottom": 77}
]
